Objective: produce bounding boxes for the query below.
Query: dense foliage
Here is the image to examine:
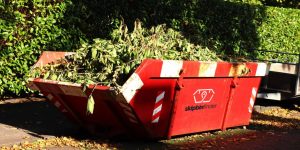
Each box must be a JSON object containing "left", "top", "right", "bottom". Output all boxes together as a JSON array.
[
  {"left": 1, "top": 0, "right": 299, "bottom": 97},
  {"left": 255, "top": 7, "right": 300, "bottom": 62},
  {"left": 226, "top": 0, "right": 299, "bottom": 8},
  {"left": 0, "top": 0, "right": 84, "bottom": 97},
  {"left": 67, "top": 0, "right": 299, "bottom": 61},
  {"left": 30, "top": 21, "right": 219, "bottom": 87}
]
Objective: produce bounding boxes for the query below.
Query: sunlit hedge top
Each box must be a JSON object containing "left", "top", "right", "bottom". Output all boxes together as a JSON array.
[{"left": 0, "top": 0, "right": 299, "bottom": 97}]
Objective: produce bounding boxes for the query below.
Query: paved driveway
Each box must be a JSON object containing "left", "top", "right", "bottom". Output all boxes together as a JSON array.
[
  {"left": 0, "top": 98, "right": 78, "bottom": 146},
  {"left": 0, "top": 98, "right": 299, "bottom": 149}
]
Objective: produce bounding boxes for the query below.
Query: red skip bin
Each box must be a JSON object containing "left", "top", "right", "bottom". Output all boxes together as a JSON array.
[{"left": 28, "top": 51, "right": 267, "bottom": 139}]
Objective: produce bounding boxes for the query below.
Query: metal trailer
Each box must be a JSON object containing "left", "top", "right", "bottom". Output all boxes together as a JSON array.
[
  {"left": 28, "top": 51, "right": 267, "bottom": 139},
  {"left": 257, "top": 50, "right": 300, "bottom": 101}
]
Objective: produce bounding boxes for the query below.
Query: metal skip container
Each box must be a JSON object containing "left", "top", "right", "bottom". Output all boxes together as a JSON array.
[{"left": 28, "top": 51, "right": 267, "bottom": 139}]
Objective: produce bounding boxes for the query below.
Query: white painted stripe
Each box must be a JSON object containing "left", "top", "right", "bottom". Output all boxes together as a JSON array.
[
  {"left": 256, "top": 63, "right": 267, "bottom": 76},
  {"left": 250, "top": 98, "right": 255, "bottom": 106},
  {"left": 252, "top": 88, "right": 257, "bottom": 96},
  {"left": 160, "top": 60, "right": 183, "bottom": 77},
  {"left": 248, "top": 107, "right": 252, "bottom": 113},
  {"left": 155, "top": 91, "right": 165, "bottom": 103},
  {"left": 199, "top": 62, "right": 217, "bottom": 77},
  {"left": 152, "top": 117, "right": 160, "bottom": 123},
  {"left": 152, "top": 104, "right": 162, "bottom": 116},
  {"left": 47, "top": 94, "right": 54, "bottom": 100},
  {"left": 54, "top": 101, "right": 61, "bottom": 108},
  {"left": 121, "top": 73, "right": 144, "bottom": 103}
]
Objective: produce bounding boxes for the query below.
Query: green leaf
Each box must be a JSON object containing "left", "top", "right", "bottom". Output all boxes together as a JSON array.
[
  {"left": 50, "top": 74, "right": 57, "bottom": 80},
  {"left": 86, "top": 95, "right": 95, "bottom": 114},
  {"left": 91, "top": 48, "right": 97, "bottom": 59},
  {"left": 82, "top": 82, "right": 88, "bottom": 93},
  {"left": 43, "top": 71, "right": 50, "bottom": 79},
  {"left": 125, "top": 65, "right": 130, "bottom": 74}
]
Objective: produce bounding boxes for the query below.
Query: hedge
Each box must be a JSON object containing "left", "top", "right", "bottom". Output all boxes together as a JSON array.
[
  {"left": 226, "top": 0, "right": 299, "bottom": 8},
  {"left": 0, "top": 0, "right": 85, "bottom": 97},
  {"left": 0, "top": 0, "right": 299, "bottom": 97},
  {"left": 256, "top": 7, "right": 300, "bottom": 62},
  {"left": 67, "top": 0, "right": 299, "bottom": 59}
]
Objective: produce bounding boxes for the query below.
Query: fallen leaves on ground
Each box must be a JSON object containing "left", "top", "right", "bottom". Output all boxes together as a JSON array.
[
  {"left": 1, "top": 104, "right": 299, "bottom": 149},
  {"left": 0, "top": 137, "right": 116, "bottom": 150},
  {"left": 250, "top": 105, "right": 300, "bottom": 130}
]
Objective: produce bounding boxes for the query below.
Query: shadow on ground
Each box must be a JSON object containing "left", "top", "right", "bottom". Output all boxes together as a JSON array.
[
  {"left": 0, "top": 98, "right": 300, "bottom": 149},
  {"left": 0, "top": 98, "right": 79, "bottom": 138}
]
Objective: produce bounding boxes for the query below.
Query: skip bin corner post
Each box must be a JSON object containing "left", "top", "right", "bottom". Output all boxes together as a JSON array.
[
  {"left": 28, "top": 80, "right": 88, "bottom": 134},
  {"left": 221, "top": 76, "right": 240, "bottom": 131},
  {"left": 166, "top": 69, "right": 185, "bottom": 139},
  {"left": 115, "top": 89, "right": 159, "bottom": 138},
  {"left": 46, "top": 92, "right": 85, "bottom": 128},
  {"left": 112, "top": 59, "right": 170, "bottom": 139},
  {"left": 220, "top": 62, "right": 268, "bottom": 131}
]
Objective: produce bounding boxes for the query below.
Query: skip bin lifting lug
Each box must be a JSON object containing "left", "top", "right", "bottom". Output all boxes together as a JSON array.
[{"left": 176, "top": 69, "right": 185, "bottom": 89}]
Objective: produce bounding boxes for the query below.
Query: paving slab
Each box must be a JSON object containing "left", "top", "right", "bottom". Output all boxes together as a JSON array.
[{"left": 0, "top": 98, "right": 78, "bottom": 146}]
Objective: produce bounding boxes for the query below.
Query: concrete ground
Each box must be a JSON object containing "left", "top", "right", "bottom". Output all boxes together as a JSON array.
[
  {"left": 0, "top": 98, "right": 79, "bottom": 146},
  {"left": 0, "top": 98, "right": 299, "bottom": 149}
]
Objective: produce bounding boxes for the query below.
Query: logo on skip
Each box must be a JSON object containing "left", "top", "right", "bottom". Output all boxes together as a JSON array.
[{"left": 193, "top": 89, "right": 215, "bottom": 103}]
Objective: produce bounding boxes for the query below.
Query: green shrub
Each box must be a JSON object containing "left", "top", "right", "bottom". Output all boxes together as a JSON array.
[
  {"left": 30, "top": 21, "right": 219, "bottom": 87},
  {"left": 261, "top": 0, "right": 299, "bottom": 8},
  {"left": 0, "top": 0, "right": 85, "bottom": 97},
  {"left": 225, "top": 0, "right": 263, "bottom": 5},
  {"left": 1, "top": 0, "right": 300, "bottom": 97},
  {"left": 255, "top": 7, "right": 300, "bottom": 62},
  {"left": 68, "top": 0, "right": 299, "bottom": 59},
  {"left": 226, "top": 0, "right": 299, "bottom": 8}
]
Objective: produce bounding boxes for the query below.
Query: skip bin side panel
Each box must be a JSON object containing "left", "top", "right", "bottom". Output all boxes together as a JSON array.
[
  {"left": 121, "top": 59, "right": 179, "bottom": 139},
  {"left": 33, "top": 80, "right": 128, "bottom": 136},
  {"left": 224, "top": 77, "right": 261, "bottom": 128},
  {"left": 65, "top": 87, "right": 128, "bottom": 136},
  {"left": 130, "top": 79, "right": 177, "bottom": 138},
  {"left": 170, "top": 78, "right": 232, "bottom": 136},
  {"left": 41, "top": 91, "right": 79, "bottom": 124},
  {"left": 59, "top": 95, "right": 127, "bottom": 136}
]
